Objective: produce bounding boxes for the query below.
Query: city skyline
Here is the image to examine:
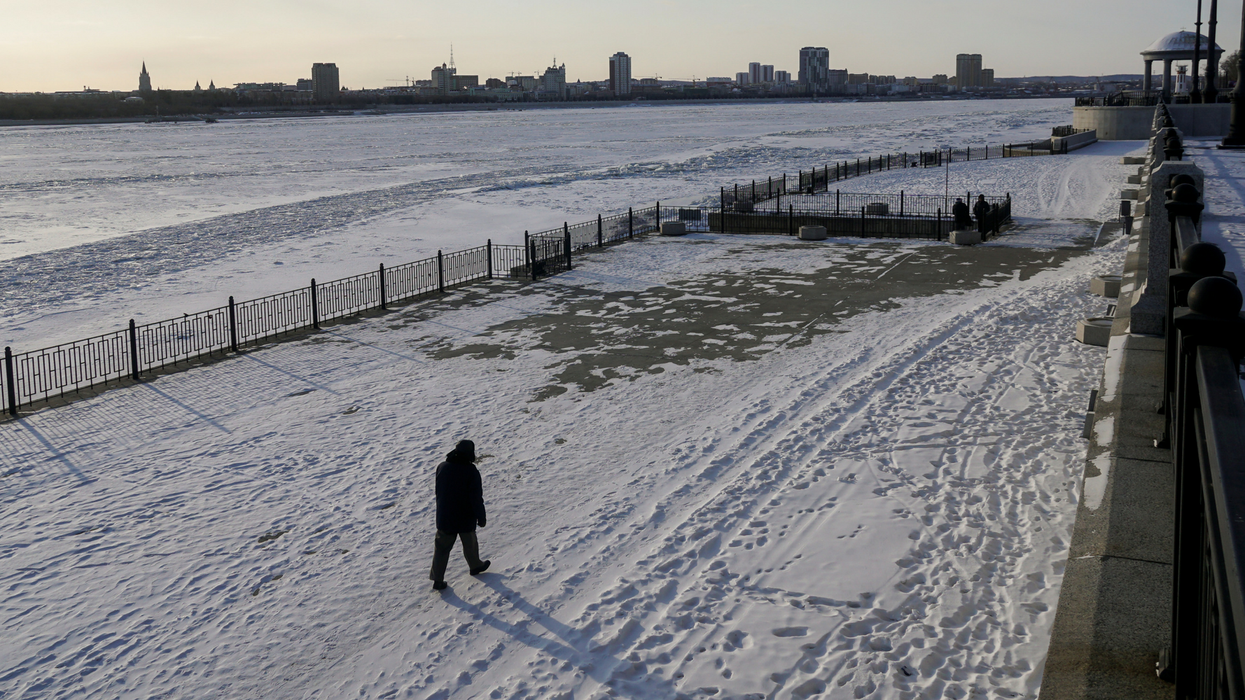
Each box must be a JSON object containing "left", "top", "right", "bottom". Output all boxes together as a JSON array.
[{"left": 1, "top": 1, "right": 1221, "bottom": 93}]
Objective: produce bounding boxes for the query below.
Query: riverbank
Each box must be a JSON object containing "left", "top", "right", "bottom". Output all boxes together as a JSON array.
[{"left": 0, "top": 93, "right": 1063, "bottom": 129}]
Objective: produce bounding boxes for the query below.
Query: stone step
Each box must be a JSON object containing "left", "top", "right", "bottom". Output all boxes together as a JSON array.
[{"left": 1120, "top": 156, "right": 1147, "bottom": 165}]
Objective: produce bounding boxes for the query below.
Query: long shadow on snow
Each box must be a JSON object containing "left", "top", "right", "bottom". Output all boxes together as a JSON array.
[{"left": 441, "top": 574, "right": 682, "bottom": 698}]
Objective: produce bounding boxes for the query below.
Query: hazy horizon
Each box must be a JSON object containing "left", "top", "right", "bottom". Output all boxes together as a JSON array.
[{"left": 3, "top": 0, "right": 1225, "bottom": 93}]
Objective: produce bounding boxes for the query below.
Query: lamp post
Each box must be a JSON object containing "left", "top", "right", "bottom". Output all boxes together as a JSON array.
[
  {"left": 1207, "top": 0, "right": 1221, "bottom": 102},
  {"left": 1220, "top": 0, "right": 1245, "bottom": 146},
  {"left": 1192, "top": 0, "right": 1204, "bottom": 102}
]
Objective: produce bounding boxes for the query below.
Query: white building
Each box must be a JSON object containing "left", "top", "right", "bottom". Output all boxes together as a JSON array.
[
  {"left": 736, "top": 72, "right": 750, "bottom": 86},
  {"left": 762, "top": 65, "right": 775, "bottom": 83}
]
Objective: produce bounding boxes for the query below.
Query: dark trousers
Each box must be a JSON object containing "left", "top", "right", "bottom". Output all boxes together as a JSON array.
[{"left": 430, "top": 529, "right": 484, "bottom": 582}]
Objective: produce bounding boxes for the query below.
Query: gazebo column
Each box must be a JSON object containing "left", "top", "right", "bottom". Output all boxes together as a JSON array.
[
  {"left": 1164, "top": 59, "right": 1174, "bottom": 102},
  {"left": 1144, "top": 59, "right": 1155, "bottom": 93}
]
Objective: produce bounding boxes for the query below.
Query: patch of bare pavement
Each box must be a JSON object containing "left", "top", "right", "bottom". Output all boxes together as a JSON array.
[{"left": 383, "top": 226, "right": 1098, "bottom": 400}]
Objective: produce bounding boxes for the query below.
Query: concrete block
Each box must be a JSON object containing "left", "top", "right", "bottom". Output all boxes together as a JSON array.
[
  {"left": 1076, "top": 317, "right": 1114, "bottom": 346},
  {"left": 659, "top": 222, "right": 687, "bottom": 236},
  {"left": 1091, "top": 275, "right": 1122, "bottom": 298},
  {"left": 1122, "top": 189, "right": 1140, "bottom": 200},
  {"left": 1121, "top": 156, "right": 1147, "bottom": 165},
  {"left": 1127, "top": 174, "right": 1143, "bottom": 185},
  {"left": 798, "top": 225, "right": 827, "bottom": 241},
  {"left": 949, "top": 229, "right": 981, "bottom": 246}
]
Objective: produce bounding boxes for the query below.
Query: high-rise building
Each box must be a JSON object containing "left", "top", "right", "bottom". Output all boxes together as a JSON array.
[
  {"left": 610, "top": 52, "right": 632, "bottom": 96},
  {"left": 955, "top": 54, "right": 983, "bottom": 89},
  {"left": 138, "top": 62, "right": 152, "bottom": 93},
  {"left": 981, "top": 68, "right": 995, "bottom": 88},
  {"left": 775, "top": 70, "right": 791, "bottom": 84},
  {"left": 736, "top": 72, "right": 750, "bottom": 86},
  {"left": 431, "top": 63, "right": 456, "bottom": 94},
  {"left": 749, "top": 62, "right": 762, "bottom": 85},
  {"left": 762, "top": 65, "right": 775, "bottom": 83},
  {"left": 539, "top": 63, "right": 567, "bottom": 99},
  {"left": 312, "top": 62, "right": 340, "bottom": 102},
  {"left": 798, "top": 47, "right": 830, "bottom": 91}
]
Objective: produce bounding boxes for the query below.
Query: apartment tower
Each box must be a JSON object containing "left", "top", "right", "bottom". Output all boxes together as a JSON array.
[{"left": 610, "top": 52, "right": 632, "bottom": 96}]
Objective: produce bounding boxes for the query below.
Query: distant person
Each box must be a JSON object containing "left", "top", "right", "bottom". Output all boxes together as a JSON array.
[
  {"left": 952, "top": 198, "right": 972, "bottom": 230},
  {"left": 430, "top": 439, "right": 490, "bottom": 590},
  {"left": 973, "top": 195, "right": 991, "bottom": 234}
]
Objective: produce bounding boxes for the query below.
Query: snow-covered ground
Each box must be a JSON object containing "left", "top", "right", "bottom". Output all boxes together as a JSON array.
[
  {"left": 0, "top": 101, "right": 1146, "bottom": 700},
  {"left": 5, "top": 99, "right": 1078, "bottom": 350}
]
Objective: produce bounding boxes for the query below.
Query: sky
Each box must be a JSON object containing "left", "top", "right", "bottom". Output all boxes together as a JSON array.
[{"left": 0, "top": 0, "right": 1232, "bottom": 92}]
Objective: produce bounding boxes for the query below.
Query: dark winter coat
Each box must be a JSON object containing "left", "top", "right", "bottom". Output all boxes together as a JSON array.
[
  {"left": 435, "top": 444, "right": 486, "bottom": 533},
  {"left": 973, "top": 199, "right": 991, "bottom": 220},
  {"left": 952, "top": 200, "right": 972, "bottom": 229}
]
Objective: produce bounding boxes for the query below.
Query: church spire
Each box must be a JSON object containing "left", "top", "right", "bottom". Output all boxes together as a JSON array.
[{"left": 139, "top": 61, "right": 152, "bottom": 93}]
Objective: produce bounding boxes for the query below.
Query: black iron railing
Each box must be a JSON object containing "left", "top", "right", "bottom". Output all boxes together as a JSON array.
[
  {"left": 1155, "top": 178, "right": 1245, "bottom": 696},
  {"left": 1053, "top": 125, "right": 1094, "bottom": 138},
  {"left": 2, "top": 241, "right": 526, "bottom": 417},
  {"left": 723, "top": 143, "right": 1065, "bottom": 210},
  {"left": 1, "top": 170, "right": 1021, "bottom": 417},
  {"left": 1076, "top": 94, "right": 1164, "bottom": 107}
]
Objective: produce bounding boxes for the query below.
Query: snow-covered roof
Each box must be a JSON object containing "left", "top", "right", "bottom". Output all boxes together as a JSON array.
[{"left": 1143, "top": 31, "right": 1223, "bottom": 57}]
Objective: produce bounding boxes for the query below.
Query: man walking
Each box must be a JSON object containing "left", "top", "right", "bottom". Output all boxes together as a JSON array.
[{"left": 430, "top": 439, "right": 490, "bottom": 591}]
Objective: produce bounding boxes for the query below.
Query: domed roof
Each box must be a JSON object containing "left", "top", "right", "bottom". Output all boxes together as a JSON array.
[{"left": 1143, "top": 31, "right": 1223, "bottom": 56}]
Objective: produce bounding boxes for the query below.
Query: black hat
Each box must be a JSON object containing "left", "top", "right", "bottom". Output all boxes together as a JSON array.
[{"left": 454, "top": 439, "right": 476, "bottom": 462}]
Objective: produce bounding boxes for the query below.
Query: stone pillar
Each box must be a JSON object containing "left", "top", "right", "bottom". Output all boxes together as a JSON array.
[
  {"left": 1144, "top": 60, "right": 1154, "bottom": 94},
  {"left": 1130, "top": 160, "right": 1205, "bottom": 335},
  {"left": 1163, "top": 59, "right": 1174, "bottom": 102}
]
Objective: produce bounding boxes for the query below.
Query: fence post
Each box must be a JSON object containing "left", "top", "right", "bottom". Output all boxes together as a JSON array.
[
  {"left": 789, "top": 205, "right": 794, "bottom": 236},
  {"left": 486, "top": 241, "right": 493, "bottom": 280},
  {"left": 656, "top": 201, "right": 661, "bottom": 225},
  {"left": 900, "top": 191, "right": 905, "bottom": 217},
  {"left": 5, "top": 346, "right": 17, "bottom": 417},
  {"left": 310, "top": 279, "right": 320, "bottom": 329},
  {"left": 564, "top": 228, "right": 572, "bottom": 270},
  {"left": 529, "top": 239, "right": 538, "bottom": 281},
  {"left": 937, "top": 208, "right": 943, "bottom": 242},
  {"left": 861, "top": 207, "right": 866, "bottom": 238},
  {"left": 598, "top": 214, "right": 603, "bottom": 247},
  {"left": 128, "top": 319, "right": 141, "bottom": 380},
  {"left": 836, "top": 189, "right": 840, "bottom": 216},
  {"left": 524, "top": 231, "right": 532, "bottom": 279},
  {"left": 751, "top": 181, "right": 756, "bottom": 201},
  {"left": 437, "top": 252, "right": 445, "bottom": 293},
  {"left": 379, "top": 263, "right": 388, "bottom": 309},
  {"left": 630, "top": 208, "right": 635, "bottom": 238},
  {"left": 228, "top": 296, "right": 238, "bottom": 352}
]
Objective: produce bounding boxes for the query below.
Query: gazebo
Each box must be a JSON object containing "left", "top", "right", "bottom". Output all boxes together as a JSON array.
[{"left": 1142, "top": 30, "right": 1224, "bottom": 101}]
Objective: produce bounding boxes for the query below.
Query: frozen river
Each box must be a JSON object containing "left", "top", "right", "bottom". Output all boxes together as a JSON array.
[{"left": 0, "top": 99, "right": 1075, "bottom": 349}]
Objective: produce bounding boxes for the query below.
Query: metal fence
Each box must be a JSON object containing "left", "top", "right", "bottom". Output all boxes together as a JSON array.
[
  {"left": 724, "top": 143, "right": 1062, "bottom": 209},
  {"left": 1153, "top": 180, "right": 1245, "bottom": 696},
  {"left": 1, "top": 161, "right": 1021, "bottom": 417},
  {"left": 2, "top": 241, "right": 526, "bottom": 417}
]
